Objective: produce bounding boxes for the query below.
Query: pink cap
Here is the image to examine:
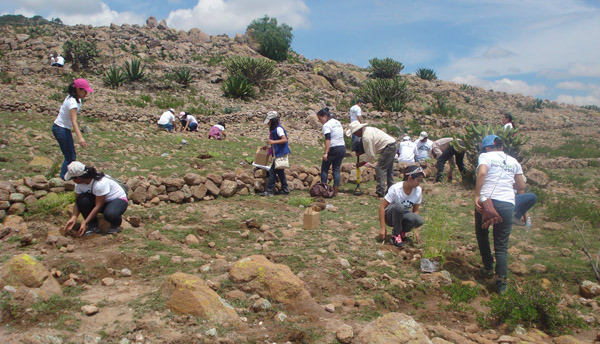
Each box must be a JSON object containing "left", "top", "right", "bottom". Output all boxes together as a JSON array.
[{"left": 73, "top": 78, "right": 94, "bottom": 93}]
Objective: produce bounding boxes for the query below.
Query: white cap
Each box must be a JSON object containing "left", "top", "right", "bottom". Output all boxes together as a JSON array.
[
  {"left": 64, "top": 161, "right": 87, "bottom": 181},
  {"left": 419, "top": 131, "right": 428, "bottom": 139},
  {"left": 263, "top": 111, "right": 278, "bottom": 124},
  {"left": 402, "top": 135, "right": 411, "bottom": 141}
]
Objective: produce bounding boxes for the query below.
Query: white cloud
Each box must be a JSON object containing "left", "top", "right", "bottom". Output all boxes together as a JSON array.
[
  {"left": 47, "top": 3, "right": 145, "bottom": 26},
  {"left": 556, "top": 81, "right": 589, "bottom": 90},
  {"left": 482, "top": 46, "right": 517, "bottom": 59},
  {"left": 451, "top": 75, "right": 546, "bottom": 97},
  {"left": 165, "top": 0, "right": 310, "bottom": 34},
  {"left": 567, "top": 63, "right": 600, "bottom": 78},
  {"left": 555, "top": 94, "right": 600, "bottom": 106}
]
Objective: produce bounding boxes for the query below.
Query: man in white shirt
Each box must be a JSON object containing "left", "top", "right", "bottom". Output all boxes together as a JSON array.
[
  {"left": 157, "top": 108, "right": 177, "bottom": 132},
  {"left": 349, "top": 100, "right": 364, "bottom": 146},
  {"left": 414, "top": 131, "right": 433, "bottom": 161},
  {"left": 397, "top": 135, "right": 417, "bottom": 163},
  {"left": 346, "top": 121, "right": 397, "bottom": 197},
  {"left": 52, "top": 54, "right": 64, "bottom": 67}
]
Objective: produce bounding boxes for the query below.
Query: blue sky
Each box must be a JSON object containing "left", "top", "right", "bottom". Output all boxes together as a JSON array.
[{"left": 3, "top": 0, "right": 600, "bottom": 106}]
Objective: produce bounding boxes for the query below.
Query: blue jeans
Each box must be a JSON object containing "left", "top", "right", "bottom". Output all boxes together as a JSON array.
[
  {"left": 158, "top": 123, "right": 174, "bottom": 132},
  {"left": 267, "top": 160, "right": 288, "bottom": 193},
  {"left": 320, "top": 146, "right": 345, "bottom": 187},
  {"left": 475, "top": 200, "right": 514, "bottom": 280},
  {"left": 514, "top": 193, "right": 537, "bottom": 219},
  {"left": 52, "top": 124, "right": 76, "bottom": 180}
]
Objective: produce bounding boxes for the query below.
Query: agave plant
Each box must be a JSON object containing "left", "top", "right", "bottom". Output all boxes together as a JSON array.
[
  {"left": 124, "top": 59, "right": 146, "bottom": 82},
  {"left": 222, "top": 75, "right": 255, "bottom": 99},
  {"left": 170, "top": 67, "right": 194, "bottom": 87},
  {"left": 103, "top": 66, "right": 126, "bottom": 89},
  {"left": 416, "top": 68, "right": 438, "bottom": 81},
  {"left": 355, "top": 77, "right": 413, "bottom": 112}
]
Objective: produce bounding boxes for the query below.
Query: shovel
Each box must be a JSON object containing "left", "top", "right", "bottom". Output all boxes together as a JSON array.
[{"left": 354, "top": 155, "right": 363, "bottom": 196}]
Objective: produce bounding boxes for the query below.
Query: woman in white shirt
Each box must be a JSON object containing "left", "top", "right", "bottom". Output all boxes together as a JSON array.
[
  {"left": 502, "top": 112, "right": 515, "bottom": 130},
  {"left": 63, "top": 162, "right": 128, "bottom": 237},
  {"left": 317, "top": 107, "right": 346, "bottom": 195},
  {"left": 475, "top": 135, "right": 525, "bottom": 294},
  {"left": 51, "top": 78, "right": 94, "bottom": 180}
]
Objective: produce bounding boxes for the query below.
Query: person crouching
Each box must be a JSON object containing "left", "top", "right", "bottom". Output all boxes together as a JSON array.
[{"left": 63, "top": 162, "right": 128, "bottom": 237}]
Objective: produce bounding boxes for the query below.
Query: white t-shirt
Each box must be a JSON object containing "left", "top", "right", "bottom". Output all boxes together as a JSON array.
[
  {"left": 478, "top": 151, "right": 523, "bottom": 205},
  {"left": 214, "top": 124, "right": 224, "bottom": 131},
  {"left": 54, "top": 96, "right": 81, "bottom": 129},
  {"left": 75, "top": 176, "right": 127, "bottom": 201},
  {"left": 397, "top": 141, "right": 417, "bottom": 163},
  {"left": 55, "top": 55, "right": 65, "bottom": 66},
  {"left": 384, "top": 182, "right": 422, "bottom": 210},
  {"left": 275, "top": 127, "right": 285, "bottom": 137},
  {"left": 503, "top": 123, "right": 513, "bottom": 130},
  {"left": 349, "top": 104, "right": 362, "bottom": 123},
  {"left": 185, "top": 115, "right": 197, "bottom": 125},
  {"left": 415, "top": 139, "right": 433, "bottom": 160},
  {"left": 322, "top": 118, "right": 345, "bottom": 147},
  {"left": 158, "top": 111, "right": 175, "bottom": 125}
]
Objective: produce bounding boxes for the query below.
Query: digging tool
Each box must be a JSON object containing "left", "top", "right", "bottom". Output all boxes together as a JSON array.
[{"left": 354, "top": 155, "right": 363, "bottom": 196}]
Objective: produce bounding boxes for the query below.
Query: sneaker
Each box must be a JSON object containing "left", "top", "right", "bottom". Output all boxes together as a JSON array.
[
  {"left": 259, "top": 191, "right": 274, "bottom": 197},
  {"left": 103, "top": 226, "right": 121, "bottom": 235},
  {"left": 495, "top": 278, "right": 507, "bottom": 294},
  {"left": 479, "top": 266, "right": 494, "bottom": 278},
  {"left": 513, "top": 217, "right": 526, "bottom": 226},
  {"left": 389, "top": 235, "right": 405, "bottom": 248},
  {"left": 274, "top": 189, "right": 289, "bottom": 195},
  {"left": 82, "top": 223, "right": 99, "bottom": 236}
]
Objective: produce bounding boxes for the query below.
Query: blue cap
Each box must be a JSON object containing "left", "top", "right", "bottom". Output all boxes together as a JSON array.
[{"left": 481, "top": 135, "right": 500, "bottom": 149}]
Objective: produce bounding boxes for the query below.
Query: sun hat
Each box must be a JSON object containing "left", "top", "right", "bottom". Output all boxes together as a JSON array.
[
  {"left": 345, "top": 121, "right": 368, "bottom": 137},
  {"left": 64, "top": 161, "right": 87, "bottom": 181},
  {"left": 481, "top": 135, "right": 501, "bottom": 149},
  {"left": 73, "top": 78, "right": 94, "bottom": 93},
  {"left": 419, "top": 131, "right": 428, "bottom": 140},
  {"left": 263, "top": 111, "right": 278, "bottom": 124}
]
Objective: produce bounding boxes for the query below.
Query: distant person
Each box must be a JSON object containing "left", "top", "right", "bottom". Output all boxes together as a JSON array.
[
  {"left": 52, "top": 78, "right": 94, "bottom": 180},
  {"left": 51, "top": 53, "right": 64, "bottom": 67},
  {"left": 432, "top": 137, "right": 466, "bottom": 183},
  {"left": 317, "top": 107, "right": 345, "bottom": 196},
  {"left": 349, "top": 99, "right": 364, "bottom": 145},
  {"left": 63, "top": 162, "right": 128, "bottom": 237},
  {"left": 513, "top": 176, "right": 537, "bottom": 226},
  {"left": 396, "top": 135, "right": 417, "bottom": 163},
  {"left": 379, "top": 165, "right": 425, "bottom": 247},
  {"left": 260, "top": 111, "right": 290, "bottom": 196},
  {"left": 157, "top": 108, "right": 177, "bottom": 132},
  {"left": 414, "top": 131, "right": 433, "bottom": 161},
  {"left": 475, "top": 135, "right": 525, "bottom": 294},
  {"left": 208, "top": 121, "right": 226, "bottom": 140},
  {"left": 346, "top": 121, "right": 397, "bottom": 197},
  {"left": 502, "top": 112, "right": 515, "bottom": 130},
  {"left": 179, "top": 112, "right": 198, "bottom": 132}
]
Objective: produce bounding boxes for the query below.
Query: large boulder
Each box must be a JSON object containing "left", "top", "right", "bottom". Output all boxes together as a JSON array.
[
  {"left": 526, "top": 168, "right": 549, "bottom": 187},
  {"left": 161, "top": 272, "right": 243, "bottom": 328},
  {"left": 146, "top": 16, "right": 158, "bottom": 28},
  {"left": 0, "top": 254, "right": 62, "bottom": 301},
  {"left": 29, "top": 156, "right": 54, "bottom": 168},
  {"left": 356, "top": 313, "right": 432, "bottom": 344},
  {"left": 580, "top": 280, "right": 600, "bottom": 298},
  {"left": 229, "top": 255, "right": 313, "bottom": 307},
  {"left": 220, "top": 180, "right": 238, "bottom": 198}
]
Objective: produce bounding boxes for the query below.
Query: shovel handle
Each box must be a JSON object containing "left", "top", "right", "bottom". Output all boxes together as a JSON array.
[{"left": 356, "top": 155, "right": 360, "bottom": 185}]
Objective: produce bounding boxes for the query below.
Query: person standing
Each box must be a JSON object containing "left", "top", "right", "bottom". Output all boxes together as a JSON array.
[
  {"left": 432, "top": 137, "right": 466, "bottom": 182},
  {"left": 414, "top": 131, "right": 433, "bottom": 161},
  {"left": 379, "top": 165, "right": 425, "bottom": 247},
  {"left": 157, "top": 108, "right": 177, "bottom": 132},
  {"left": 397, "top": 135, "right": 418, "bottom": 163},
  {"left": 349, "top": 100, "right": 364, "bottom": 145},
  {"left": 317, "top": 107, "right": 345, "bottom": 196},
  {"left": 260, "top": 111, "right": 290, "bottom": 196},
  {"left": 52, "top": 78, "right": 94, "bottom": 180},
  {"left": 346, "top": 121, "right": 397, "bottom": 197},
  {"left": 475, "top": 135, "right": 525, "bottom": 294}
]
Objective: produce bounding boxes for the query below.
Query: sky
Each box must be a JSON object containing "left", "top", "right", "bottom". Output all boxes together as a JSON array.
[{"left": 2, "top": 0, "right": 600, "bottom": 106}]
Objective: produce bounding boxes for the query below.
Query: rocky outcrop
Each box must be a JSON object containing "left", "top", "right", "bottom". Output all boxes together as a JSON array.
[
  {"left": 0, "top": 254, "right": 62, "bottom": 302},
  {"left": 356, "top": 312, "right": 432, "bottom": 344}
]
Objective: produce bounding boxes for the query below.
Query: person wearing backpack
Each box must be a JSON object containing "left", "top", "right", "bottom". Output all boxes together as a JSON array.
[
  {"left": 317, "top": 107, "right": 345, "bottom": 196},
  {"left": 259, "top": 111, "right": 290, "bottom": 196},
  {"left": 62, "top": 162, "right": 128, "bottom": 237}
]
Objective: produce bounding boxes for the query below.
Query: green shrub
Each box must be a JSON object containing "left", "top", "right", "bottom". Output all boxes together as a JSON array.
[
  {"left": 368, "top": 57, "right": 404, "bottom": 79},
  {"left": 49, "top": 92, "right": 63, "bottom": 102},
  {"left": 454, "top": 124, "right": 530, "bottom": 185},
  {"left": 422, "top": 201, "right": 455, "bottom": 263},
  {"left": 168, "top": 68, "right": 194, "bottom": 87},
  {"left": 545, "top": 197, "right": 600, "bottom": 226},
  {"left": 582, "top": 104, "right": 600, "bottom": 113},
  {"left": 443, "top": 283, "right": 480, "bottom": 304},
  {"left": 247, "top": 16, "right": 293, "bottom": 61},
  {"left": 62, "top": 40, "right": 99, "bottom": 70},
  {"left": 288, "top": 197, "right": 313, "bottom": 207},
  {"left": 372, "top": 121, "right": 402, "bottom": 138},
  {"left": 528, "top": 138, "right": 600, "bottom": 159},
  {"left": 223, "top": 106, "right": 242, "bottom": 114},
  {"left": 140, "top": 94, "right": 152, "bottom": 103},
  {"left": 517, "top": 98, "right": 544, "bottom": 112},
  {"left": 355, "top": 77, "right": 413, "bottom": 112},
  {"left": 124, "top": 59, "right": 146, "bottom": 82},
  {"left": 422, "top": 93, "right": 460, "bottom": 117},
  {"left": 460, "top": 84, "right": 477, "bottom": 92},
  {"left": 153, "top": 94, "right": 184, "bottom": 109},
  {"left": 222, "top": 75, "right": 255, "bottom": 99},
  {"left": 26, "top": 192, "right": 75, "bottom": 219},
  {"left": 415, "top": 68, "right": 437, "bottom": 80},
  {"left": 483, "top": 281, "right": 584, "bottom": 335},
  {"left": 224, "top": 56, "right": 279, "bottom": 88},
  {"left": 103, "top": 66, "right": 126, "bottom": 89}
]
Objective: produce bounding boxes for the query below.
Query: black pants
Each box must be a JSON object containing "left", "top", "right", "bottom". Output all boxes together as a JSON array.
[
  {"left": 76, "top": 193, "right": 128, "bottom": 227},
  {"left": 435, "top": 146, "right": 465, "bottom": 182}
]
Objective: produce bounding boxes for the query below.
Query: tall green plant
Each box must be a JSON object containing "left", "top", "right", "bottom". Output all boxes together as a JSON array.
[
  {"left": 62, "top": 40, "right": 99, "bottom": 70},
  {"left": 454, "top": 124, "right": 530, "bottom": 185},
  {"left": 355, "top": 77, "right": 413, "bottom": 112},
  {"left": 368, "top": 57, "right": 404, "bottom": 79},
  {"left": 224, "top": 56, "right": 279, "bottom": 88},
  {"left": 247, "top": 16, "right": 293, "bottom": 61},
  {"left": 103, "top": 66, "right": 126, "bottom": 89},
  {"left": 222, "top": 75, "right": 255, "bottom": 99},
  {"left": 416, "top": 68, "right": 437, "bottom": 80},
  {"left": 168, "top": 68, "right": 194, "bottom": 87},
  {"left": 124, "top": 59, "right": 146, "bottom": 82}
]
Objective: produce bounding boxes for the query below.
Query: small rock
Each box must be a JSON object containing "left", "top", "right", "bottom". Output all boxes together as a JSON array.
[
  {"left": 465, "top": 324, "right": 479, "bottom": 333},
  {"left": 102, "top": 278, "right": 115, "bottom": 286},
  {"left": 186, "top": 234, "right": 200, "bottom": 245},
  {"left": 62, "top": 278, "right": 77, "bottom": 287},
  {"left": 325, "top": 303, "right": 335, "bottom": 313},
  {"left": 205, "top": 328, "right": 217, "bottom": 337},
  {"left": 336, "top": 324, "right": 354, "bottom": 344},
  {"left": 252, "top": 298, "right": 272, "bottom": 312},
  {"left": 121, "top": 268, "right": 132, "bottom": 277},
  {"left": 208, "top": 241, "right": 216, "bottom": 248},
  {"left": 531, "top": 263, "right": 547, "bottom": 273},
  {"left": 339, "top": 258, "right": 350, "bottom": 268},
  {"left": 275, "top": 312, "right": 287, "bottom": 322},
  {"left": 81, "top": 305, "right": 99, "bottom": 316}
]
